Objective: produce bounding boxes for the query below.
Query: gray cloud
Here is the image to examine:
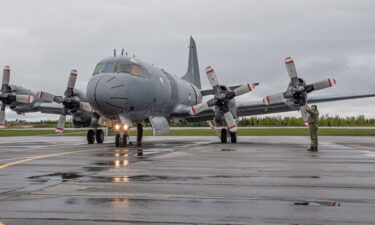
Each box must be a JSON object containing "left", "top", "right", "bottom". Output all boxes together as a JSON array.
[{"left": 1, "top": 0, "right": 375, "bottom": 120}]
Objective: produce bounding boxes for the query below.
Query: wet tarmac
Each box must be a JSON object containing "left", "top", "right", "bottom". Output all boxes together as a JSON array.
[{"left": 0, "top": 135, "right": 375, "bottom": 224}]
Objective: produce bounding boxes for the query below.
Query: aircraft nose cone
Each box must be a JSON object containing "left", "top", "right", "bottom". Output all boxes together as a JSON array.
[{"left": 86, "top": 74, "right": 128, "bottom": 115}]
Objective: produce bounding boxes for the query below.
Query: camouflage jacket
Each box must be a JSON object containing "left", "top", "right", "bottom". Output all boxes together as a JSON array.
[{"left": 306, "top": 108, "right": 319, "bottom": 124}]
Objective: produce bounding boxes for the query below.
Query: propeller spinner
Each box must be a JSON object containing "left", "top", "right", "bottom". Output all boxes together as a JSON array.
[{"left": 189, "top": 66, "right": 256, "bottom": 132}]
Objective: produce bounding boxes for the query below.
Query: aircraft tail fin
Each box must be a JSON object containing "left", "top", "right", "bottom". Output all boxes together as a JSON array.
[{"left": 181, "top": 36, "right": 201, "bottom": 89}]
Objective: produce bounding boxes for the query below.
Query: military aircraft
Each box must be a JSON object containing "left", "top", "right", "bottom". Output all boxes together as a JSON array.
[{"left": 10, "top": 37, "right": 375, "bottom": 146}]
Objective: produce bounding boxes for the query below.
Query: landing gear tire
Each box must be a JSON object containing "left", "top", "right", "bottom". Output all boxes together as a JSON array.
[
  {"left": 115, "top": 133, "right": 130, "bottom": 147},
  {"left": 221, "top": 128, "right": 228, "bottom": 143},
  {"left": 115, "top": 134, "right": 120, "bottom": 147},
  {"left": 230, "top": 132, "right": 237, "bottom": 143},
  {"left": 123, "top": 133, "right": 130, "bottom": 147},
  {"left": 96, "top": 129, "right": 104, "bottom": 144},
  {"left": 87, "top": 129, "right": 95, "bottom": 144}
]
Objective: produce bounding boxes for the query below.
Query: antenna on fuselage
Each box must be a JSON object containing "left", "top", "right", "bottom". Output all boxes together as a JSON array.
[
  {"left": 114, "top": 49, "right": 116, "bottom": 57},
  {"left": 121, "top": 49, "right": 124, "bottom": 56}
]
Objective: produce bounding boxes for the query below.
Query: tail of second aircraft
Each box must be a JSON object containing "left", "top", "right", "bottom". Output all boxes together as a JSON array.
[{"left": 181, "top": 36, "right": 201, "bottom": 89}]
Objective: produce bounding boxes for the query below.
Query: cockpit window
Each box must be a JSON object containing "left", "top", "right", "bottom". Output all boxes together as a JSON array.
[
  {"left": 93, "top": 62, "right": 145, "bottom": 78},
  {"left": 116, "top": 63, "right": 131, "bottom": 73},
  {"left": 103, "top": 63, "right": 116, "bottom": 73},
  {"left": 131, "top": 65, "right": 144, "bottom": 77},
  {"left": 93, "top": 63, "right": 105, "bottom": 75},
  {"left": 93, "top": 62, "right": 116, "bottom": 75},
  {"left": 116, "top": 63, "right": 144, "bottom": 77}
]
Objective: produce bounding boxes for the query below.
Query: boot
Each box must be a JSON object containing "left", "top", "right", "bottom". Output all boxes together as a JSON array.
[{"left": 307, "top": 147, "right": 318, "bottom": 152}]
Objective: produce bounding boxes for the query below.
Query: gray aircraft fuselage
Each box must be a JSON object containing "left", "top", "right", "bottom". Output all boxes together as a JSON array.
[{"left": 86, "top": 56, "right": 202, "bottom": 123}]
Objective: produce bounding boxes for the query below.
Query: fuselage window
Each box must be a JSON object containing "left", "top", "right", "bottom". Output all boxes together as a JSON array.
[{"left": 131, "top": 65, "right": 144, "bottom": 77}]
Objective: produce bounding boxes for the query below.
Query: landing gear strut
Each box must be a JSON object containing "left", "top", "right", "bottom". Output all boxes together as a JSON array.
[
  {"left": 220, "top": 128, "right": 237, "bottom": 143},
  {"left": 137, "top": 123, "right": 143, "bottom": 147},
  {"left": 87, "top": 129, "right": 104, "bottom": 144}
]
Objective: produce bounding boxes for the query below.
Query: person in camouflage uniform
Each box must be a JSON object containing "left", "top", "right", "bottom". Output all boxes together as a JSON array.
[{"left": 305, "top": 104, "right": 319, "bottom": 152}]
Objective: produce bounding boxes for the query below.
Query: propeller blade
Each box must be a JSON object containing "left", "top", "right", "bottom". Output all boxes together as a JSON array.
[
  {"left": 205, "top": 66, "right": 220, "bottom": 87},
  {"left": 233, "top": 83, "right": 256, "bottom": 96},
  {"left": 285, "top": 57, "right": 298, "bottom": 79},
  {"left": 55, "top": 114, "right": 66, "bottom": 133},
  {"left": 79, "top": 102, "right": 94, "bottom": 112},
  {"left": 300, "top": 106, "right": 309, "bottom": 126},
  {"left": 188, "top": 98, "right": 215, "bottom": 115},
  {"left": 37, "top": 91, "right": 56, "bottom": 103},
  {"left": 67, "top": 69, "right": 77, "bottom": 89},
  {"left": 224, "top": 111, "right": 237, "bottom": 132},
  {"left": 15, "top": 95, "right": 35, "bottom": 104},
  {"left": 263, "top": 92, "right": 285, "bottom": 105},
  {"left": 2, "top": 66, "right": 10, "bottom": 87},
  {"left": 311, "top": 78, "right": 336, "bottom": 91},
  {"left": 0, "top": 108, "right": 5, "bottom": 129}
]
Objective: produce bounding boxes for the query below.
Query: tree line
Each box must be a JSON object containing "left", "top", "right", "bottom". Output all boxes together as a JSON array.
[{"left": 5, "top": 115, "right": 375, "bottom": 128}]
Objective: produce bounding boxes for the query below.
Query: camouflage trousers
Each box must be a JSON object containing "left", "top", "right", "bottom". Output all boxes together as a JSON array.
[{"left": 309, "top": 123, "right": 318, "bottom": 148}]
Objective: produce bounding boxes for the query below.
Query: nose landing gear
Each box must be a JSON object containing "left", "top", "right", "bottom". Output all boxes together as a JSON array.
[
  {"left": 115, "top": 133, "right": 130, "bottom": 147},
  {"left": 114, "top": 123, "right": 143, "bottom": 147}
]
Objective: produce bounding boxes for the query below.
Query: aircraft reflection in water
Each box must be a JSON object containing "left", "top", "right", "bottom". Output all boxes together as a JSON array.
[
  {"left": 112, "top": 177, "right": 130, "bottom": 183},
  {"left": 3, "top": 37, "right": 375, "bottom": 145},
  {"left": 114, "top": 160, "right": 129, "bottom": 168}
]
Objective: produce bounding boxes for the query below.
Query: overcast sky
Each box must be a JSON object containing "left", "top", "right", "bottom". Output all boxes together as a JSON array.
[{"left": 1, "top": 0, "right": 375, "bottom": 121}]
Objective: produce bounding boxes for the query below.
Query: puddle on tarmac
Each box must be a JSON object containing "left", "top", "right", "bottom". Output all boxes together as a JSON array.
[
  {"left": 221, "top": 148, "right": 237, "bottom": 152},
  {"left": 87, "top": 175, "right": 203, "bottom": 183},
  {"left": 288, "top": 176, "right": 320, "bottom": 179},
  {"left": 83, "top": 167, "right": 107, "bottom": 172},
  {"left": 28, "top": 172, "right": 82, "bottom": 183},
  {"left": 294, "top": 201, "right": 341, "bottom": 207}
]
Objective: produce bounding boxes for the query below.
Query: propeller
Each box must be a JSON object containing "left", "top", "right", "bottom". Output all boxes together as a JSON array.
[
  {"left": 189, "top": 66, "right": 256, "bottom": 132},
  {"left": 37, "top": 70, "right": 94, "bottom": 132},
  {"left": 263, "top": 57, "right": 336, "bottom": 126},
  {"left": 0, "top": 66, "right": 35, "bottom": 129}
]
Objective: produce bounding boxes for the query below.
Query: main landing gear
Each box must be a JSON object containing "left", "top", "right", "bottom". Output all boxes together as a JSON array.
[
  {"left": 87, "top": 129, "right": 105, "bottom": 144},
  {"left": 220, "top": 128, "right": 237, "bottom": 144},
  {"left": 114, "top": 123, "right": 143, "bottom": 147}
]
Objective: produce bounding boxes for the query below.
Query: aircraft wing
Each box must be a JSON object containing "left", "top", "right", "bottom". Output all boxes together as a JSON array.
[
  {"left": 176, "top": 92, "right": 375, "bottom": 122},
  {"left": 237, "top": 92, "right": 375, "bottom": 116}
]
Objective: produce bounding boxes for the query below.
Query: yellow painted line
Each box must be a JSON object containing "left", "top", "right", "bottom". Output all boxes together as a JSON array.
[
  {"left": 0, "top": 147, "right": 113, "bottom": 170},
  {"left": 0, "top": 156, "right": 33, "bottom": 162}
]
